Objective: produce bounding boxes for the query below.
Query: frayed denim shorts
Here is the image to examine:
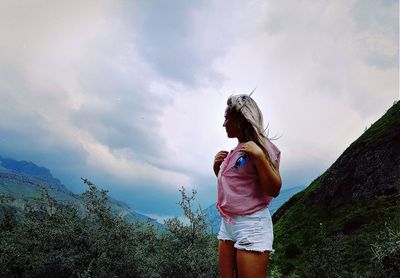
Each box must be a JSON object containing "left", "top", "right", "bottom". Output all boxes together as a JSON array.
[{"left": 217, "top": 206, "right": 274, "bottom": 253}]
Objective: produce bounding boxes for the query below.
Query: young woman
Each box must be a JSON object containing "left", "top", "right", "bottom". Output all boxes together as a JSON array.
[{"left": 213, "top": 93, "right": 282, "bottom": 278}]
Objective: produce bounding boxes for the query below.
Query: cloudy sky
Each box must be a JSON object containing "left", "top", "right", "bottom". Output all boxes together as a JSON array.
[{"left": 0, "top": 0, "right": 398, "bottom": 221}]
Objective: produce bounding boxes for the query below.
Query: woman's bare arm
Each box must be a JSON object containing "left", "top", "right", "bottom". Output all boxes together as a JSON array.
[{"left": 240, "top": 142, "right": 282, "bottom": 197}]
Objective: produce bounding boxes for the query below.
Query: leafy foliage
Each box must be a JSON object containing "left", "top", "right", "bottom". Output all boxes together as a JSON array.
[
  {"left": 0, "top": 180, "right": 218, "bottom": 277},
  {"left": 158, "top": 187, "right": 218, "bottom": 277},
  {"left": 371, "top": 223, "right": 400, "bottom": 277}
]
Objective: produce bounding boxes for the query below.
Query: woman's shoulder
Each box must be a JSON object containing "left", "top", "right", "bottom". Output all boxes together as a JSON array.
[{"left": 264, "top": 138, "right": 281, "bottom": 165}]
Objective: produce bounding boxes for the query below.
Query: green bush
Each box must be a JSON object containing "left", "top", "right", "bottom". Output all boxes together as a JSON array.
[
  {"left": 0, "top": 179, "right": 218, "bottom": 277},
  {"left": 158, "top": 187, "right": 218, "bottom": 277}
]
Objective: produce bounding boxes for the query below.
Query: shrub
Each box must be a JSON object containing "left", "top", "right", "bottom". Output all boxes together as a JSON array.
[
  {"left": 0, "top": 180, "right": 219, "bottom": 277},
  {"left": 157, "top": 187, "right": 218, "bottom": 277}
]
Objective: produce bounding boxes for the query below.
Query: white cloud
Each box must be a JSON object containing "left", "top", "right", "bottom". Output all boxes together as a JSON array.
[
  {"left": 0, "top": 0, "right": 397, "bottom": 215},
  {"left": 157, "top": 0, "right": 398, "bottom": 190},
  {"left": 0, "top": 0, "right": 191, "bottom": 190}
]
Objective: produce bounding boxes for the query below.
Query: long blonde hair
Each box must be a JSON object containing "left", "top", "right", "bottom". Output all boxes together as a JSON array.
[{"left": 226, "top": 93, "right": 272, "bottom": 158}]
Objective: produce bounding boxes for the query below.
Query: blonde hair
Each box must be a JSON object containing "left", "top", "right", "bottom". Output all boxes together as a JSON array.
[{"left": 226, "top": 93, "right": 272, "bottom": 157}]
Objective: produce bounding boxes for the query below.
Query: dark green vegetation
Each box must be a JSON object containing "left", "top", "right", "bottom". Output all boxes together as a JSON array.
[
  {"left": 270, "top": 101, "right": 400, "bottom": 277},
  {"left": 0, "top": 179, "right": 218, "bottom": 277}
]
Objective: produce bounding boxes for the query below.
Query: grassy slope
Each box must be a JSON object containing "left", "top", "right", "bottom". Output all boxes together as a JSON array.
[
  {"left": 0, "top": 174, "right": 80, "bottom": 205},
  {"left": 271, "top": 102, "right": 400, "bottom": 276}
]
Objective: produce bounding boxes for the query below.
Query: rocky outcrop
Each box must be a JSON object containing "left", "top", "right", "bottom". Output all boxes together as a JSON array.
[{"left": 308, "top": 102, "right": 400, "bottom": 208}]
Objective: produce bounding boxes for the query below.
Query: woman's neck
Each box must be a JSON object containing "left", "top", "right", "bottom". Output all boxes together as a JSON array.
[{"left": 237, "top": 134, "right": 246, "bottom": 143}]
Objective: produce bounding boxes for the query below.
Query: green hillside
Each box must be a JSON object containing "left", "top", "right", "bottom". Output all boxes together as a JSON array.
[
  {"left": 271, "top": 102, "right": 400, "bottom": 277},
  {"left": 0, "top": 162, "right": 158, "bottom": 226}
]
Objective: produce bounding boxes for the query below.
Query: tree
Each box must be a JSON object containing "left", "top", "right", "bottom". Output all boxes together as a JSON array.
[{"left": 158, "top": 187, "right": 219, "bottom": 278}]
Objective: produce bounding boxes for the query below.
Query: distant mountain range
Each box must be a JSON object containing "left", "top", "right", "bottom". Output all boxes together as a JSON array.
[
  {"left": 204, "top": 185, "right": 306, "bottom": 233},
  {"left": 0, "top": 156, "right": 159, "bottom": 226},
  {"left": 0, "top": 156, "right": 68, "bottom": 192}
]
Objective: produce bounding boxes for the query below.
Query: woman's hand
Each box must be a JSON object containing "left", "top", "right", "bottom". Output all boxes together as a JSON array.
[
  {"left": 213, "top": 150, "right": 229, "bottom": 177},
  {"left": 239, "top": 141, "right": 264, "bottom": 160},
  {"left": 240, "top": 141, "right": 282, "bottom": 197}
]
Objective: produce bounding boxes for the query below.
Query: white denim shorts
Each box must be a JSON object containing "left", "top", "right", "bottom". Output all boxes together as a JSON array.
[{"left": 217, "top": 207, "right": 274, "bottom": 253}]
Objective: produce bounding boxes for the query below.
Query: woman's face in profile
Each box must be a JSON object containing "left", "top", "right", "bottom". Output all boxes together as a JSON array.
[{"left": 223, "top": 108, "right": 242, "bottom": 138}]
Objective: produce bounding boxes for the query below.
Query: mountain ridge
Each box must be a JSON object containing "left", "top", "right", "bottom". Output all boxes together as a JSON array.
[
  {"left": 271, "top": 101, "right": 400, "bottom": 276},
  {"left": 0, "top": 156, "right": 159, "bottom": 226},
  {"left": 0, "top": 156, "right": 73, "bottom": 195}
]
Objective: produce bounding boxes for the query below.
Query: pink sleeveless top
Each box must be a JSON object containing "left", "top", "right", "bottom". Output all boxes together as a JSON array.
[{"left": 216, "top": 139, "right": 281, "bottom": 223}]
